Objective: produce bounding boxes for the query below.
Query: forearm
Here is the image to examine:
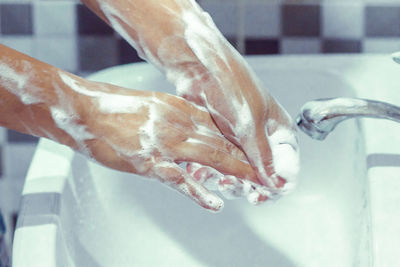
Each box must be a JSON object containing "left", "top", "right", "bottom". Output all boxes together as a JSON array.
[{"left": 0, "top": 44, "right": 89, "bottom": 149}]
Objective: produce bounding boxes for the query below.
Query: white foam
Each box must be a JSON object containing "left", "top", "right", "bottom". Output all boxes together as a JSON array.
[
  {"left": 0, "top": 63, "right": 27, "bottom": 89},
  {"left": 195, "top": 124, "right": 220, "bottom": 137},
  {"left": 138, "top": 104, "right": 162, "bottom": 162},
  {"left": 154, "top": 161, "right": 224, "bottom": 212},
  {"left": 50, "top": 107, "right": 94, "bottom": 155},
  {"left": 0, "top": 62, "right": 42, "bottom": 104},
  {"left": 185, "top": 137, "right": 204, "bottom": 145},
  {"left": 269, "top": 127, "right": 300, "bottom": 185},
  {"left": 233, "top": 97, "right": 254, "bottom": 138},
  {"left": 92, "top": 0, "right": 300, "bottom": 202},
  {"left": 59, "top": 72, "right": 149, "bottom": 114}
]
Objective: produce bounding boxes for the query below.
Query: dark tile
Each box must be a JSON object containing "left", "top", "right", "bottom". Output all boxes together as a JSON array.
[
  {"left": 0, "top": 4, "right": 33, "bottom": 35},
  {"left": 0, "top": 147, "right": 2, "bottom": 178},
  {"left": 77, "top": 4, "right": 113, "bottom": 35},
  {"left": 0, "top": 211, "right": 5, "bottom": 233},
  {"left": 245, "top": 39, "right": 279, "bottom": 55},
  {"left": 365, "top": 6, "right": 400, "bottom": 37},
  {"left": 282, "top": 4, "right": 320, "bottom": 37},
  {"left": 322, "top": 39, "right": 361, "bottom": 53},
  {"left": 78, "top": 36, "right": 118, "bottom": 71},
  {"left": 7, "top": 130, "right": 38, "bottom": 143},
  {"left": 118, "top": 39, "right": 144, "bottom": 65},
  {"left": 226, "top": 36, "right": 238, "bottom": 50},
  {"left": 11, "top": 212, "right": 18, "bottom": 241}
]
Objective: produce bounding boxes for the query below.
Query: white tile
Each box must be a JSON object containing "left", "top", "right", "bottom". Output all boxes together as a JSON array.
[
  {"left": 322, "top": 2, "right": 364, "bottom": 39},
  {"left": 13, "top": 224, "right": 58, "bottom": 267},
  {"left": 34, "top": 37, "right": 77, "bottom": 72},
  {"left": 363, "top": 0, "right": 400, "bottom": 5},
  {"left": 363, "top": 38, "right": 400, "bottom": 53},
  {"left": 0, "top": 127, "right": 6, "bottom": 144},
  {"left": 33, "top": 1, "right": 76, "bottom": 36},
  {"left": 200, "top": 1, "right": 238, "bottom": 36},
  {"left": 244, "top": 2, "right": 280, "bottom": 38},
  {"left": 322, "top": 0, "right": 363, "bottom": 2},
  {"left": 4, "top": 144, "right": 38, "bottom": 179},
  {"left": 281, "top": 38, "right": 321, "bottom": 54},
  {"left": 0, "top": 37, "right": 35, "bottom": 58}
]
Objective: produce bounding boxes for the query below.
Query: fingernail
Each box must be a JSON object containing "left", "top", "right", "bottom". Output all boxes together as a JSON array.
[{"left": 205, "top": 194, "right": 224, "bottom": 213}]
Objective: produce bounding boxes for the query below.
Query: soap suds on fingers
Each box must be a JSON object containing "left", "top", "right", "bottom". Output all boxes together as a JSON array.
[
  {"left": 89, "top": 0, "right": 300, "bottom": 202},
  {"left": 0, "top": 60, "right": 43, "bottom": 105},
  {"left": 58, "top": 71, "right": 229, "bottom": 211},
  {"left": 187, "top": 162, "right": 275, "bottom": 204},
  {"left": 268, "top": 127, "right": 300, "bottom": 194}
]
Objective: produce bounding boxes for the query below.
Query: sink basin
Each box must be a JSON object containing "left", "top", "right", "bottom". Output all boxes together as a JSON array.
[{"left": 13, "top": 55, "right": 400, "bottom": 267}]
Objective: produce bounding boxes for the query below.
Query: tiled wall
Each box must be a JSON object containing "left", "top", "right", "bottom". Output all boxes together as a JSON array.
[
  {"left": 1, "top": 0, "right": 400, "bottom": 75},
  {"left": 0, "top": 0, "right": 400, "bottom": 255}
]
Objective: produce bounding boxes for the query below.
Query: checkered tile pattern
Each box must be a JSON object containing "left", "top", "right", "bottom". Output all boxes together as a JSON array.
[
  {"left": 0, "top": 0, "right": 399, "bottom": 75},
  {"left": 0, "top": 0, "right": 400, "bottom": 252}
]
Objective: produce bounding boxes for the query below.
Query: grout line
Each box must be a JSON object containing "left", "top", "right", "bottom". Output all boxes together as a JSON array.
[{"left": 236, "top": 0, "right": 245, "bottom": 54}]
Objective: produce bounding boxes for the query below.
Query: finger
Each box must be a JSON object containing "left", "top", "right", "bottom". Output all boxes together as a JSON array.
[
  {"left": 187, "top": 162, "right": 274, "bottom": 204},
  {"left": 152, "top": 161, "right": 224, "bottom": 212},
  {"left": 217, "top": 175, "right": 274, "bottom": 204},
  {"left": 186, "top": 162, "right": 223, "bottom": 190},
  {"left": 217, "top": 175, "right": 252, "bottom": 200},
  {"left": 191, "top": 131, "right": 248, "bottom": 162},
  {"left": 247, "top": 191, "right": 269, "bottom": 205},
  {"left": 246, "top": 182, "right": 279, "bottom": 205},
  {"left": 175, "top": 141, "right": 258, "bottom": 183}
]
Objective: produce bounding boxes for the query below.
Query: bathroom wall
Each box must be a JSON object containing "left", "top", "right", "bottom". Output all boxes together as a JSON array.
[{"left": 0, "top": 0, "right": 400, "bottom": 251}]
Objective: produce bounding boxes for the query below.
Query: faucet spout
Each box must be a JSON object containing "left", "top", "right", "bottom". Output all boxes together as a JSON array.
[{"left": 296, "top": 98, "right": 400, "bottom": 140}]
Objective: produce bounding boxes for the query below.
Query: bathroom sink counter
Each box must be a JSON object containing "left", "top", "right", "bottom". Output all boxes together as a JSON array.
[{"left": 13, "top": 55, "right": 400, "bottom": 267}]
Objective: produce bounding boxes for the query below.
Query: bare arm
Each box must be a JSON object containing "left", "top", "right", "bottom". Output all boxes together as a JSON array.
[
  {"left": 81, "top": 0, "right": 300, "bottom": 198},
  {"left": 0, "top": 44, "right": 87, "bottom": 149}
]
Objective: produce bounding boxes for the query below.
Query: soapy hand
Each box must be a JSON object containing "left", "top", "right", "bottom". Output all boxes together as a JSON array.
[
  {"left": 68, "top": 76, "right": 272, "bottom": 211},
  {"left": 82, "top": 0, "right": 300, "bottom": 202},
  {"left": 155, "top": 1, "right": 300, "bottom": 198},
  {"left": 171, "top": 44, "right": 300, "bottom": 198}
]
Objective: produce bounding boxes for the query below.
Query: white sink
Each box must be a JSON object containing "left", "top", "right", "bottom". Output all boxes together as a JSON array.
[{"left": 13, "top": 55, "right": 400, "bottom": 267}]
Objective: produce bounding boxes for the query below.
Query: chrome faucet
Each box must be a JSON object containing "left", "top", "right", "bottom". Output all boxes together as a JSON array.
[
  {"left": 296, "top": 98, "right": 400, "bottom": 140},
  {"left": 296, "top": 53, "right": 400, "bottom": 140}
]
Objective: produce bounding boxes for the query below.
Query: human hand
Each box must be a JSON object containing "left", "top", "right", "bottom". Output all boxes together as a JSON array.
[
  {"left": 176, "top": 59, "right": 300, "bottom": 200},
  {"left": 80, "top": 0, "right": 300, "bottom": 202},
  {"left": 62, "top": 73, "right": 272, "bottom": 211},
  {"left": 162, "top": 19, "right": 300, "bottom": 199}
]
